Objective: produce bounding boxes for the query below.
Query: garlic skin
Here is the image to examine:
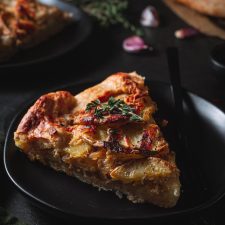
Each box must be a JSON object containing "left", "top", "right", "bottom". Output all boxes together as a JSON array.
[
  {"left": 122, "top": 36, "right": 151, "bottom": 53},
  {"left": 140, "top": 6, "right": 160, "bottom": 28},
  {"left": 175, "top": 28, "right": 199, "bottom": 39}
]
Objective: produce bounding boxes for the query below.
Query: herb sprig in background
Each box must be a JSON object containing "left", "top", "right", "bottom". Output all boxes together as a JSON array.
[{"left": 69, "top": 0, "right": 142, "bottom": 35}]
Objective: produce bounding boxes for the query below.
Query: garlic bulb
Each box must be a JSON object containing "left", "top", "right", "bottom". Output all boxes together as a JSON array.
[
  {"left": 175, "top": 28, "right": 199, "bottom": 39},
  {"left": 123, "top": 36, "right": 152, "bottom": 53},
  {"left": 140, "top": 6, "right": 159, "bottom": 28}
]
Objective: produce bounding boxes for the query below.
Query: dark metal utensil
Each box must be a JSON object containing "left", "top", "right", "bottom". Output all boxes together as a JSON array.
[
  {"left": 166, "top": 47, "right": 185, "bottom": 145},
  {"left": 166, "top": 47, "right": 208, "bottom": 195}
]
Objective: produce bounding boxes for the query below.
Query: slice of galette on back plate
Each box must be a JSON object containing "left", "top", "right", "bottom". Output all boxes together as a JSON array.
[
  {"left": 14, "top": 72, "right": 181, "bottom": 208},
  {"left": 0, "top": 0, "right": 73, "bottom": 61},
  {"left": 176, "top": 0, "right": 225, "bottom": 18}
]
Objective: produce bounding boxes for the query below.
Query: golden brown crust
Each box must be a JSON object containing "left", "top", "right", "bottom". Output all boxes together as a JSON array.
[
  {"left": 176, "top": 0, "right": 225, "bottom": 18},
  {"left": 14, "top": 72, "right": 181, "bottom": 208},
  {"left": 73, "top": 72, "right": 151, "bottom": 113},
  {"left": 0, "top": 0, "right": 72, "bottom": 61},
  {"left": 17, "top": 91, "right": 76, "bottom": 133}
]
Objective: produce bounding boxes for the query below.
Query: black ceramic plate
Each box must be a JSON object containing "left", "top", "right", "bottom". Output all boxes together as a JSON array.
[
  {"left": 0, "top": 0, "right": 92, "bottom": 68},
  {"left": 4, "top": 81, "right": 225, "bottom": 220}
]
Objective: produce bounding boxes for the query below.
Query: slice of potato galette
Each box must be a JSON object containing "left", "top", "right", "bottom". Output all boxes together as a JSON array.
[{"left": 14, "top": 72, "right": 181, "bottom": 208}]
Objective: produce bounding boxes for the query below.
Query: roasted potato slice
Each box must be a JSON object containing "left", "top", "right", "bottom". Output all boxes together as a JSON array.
[{"left": 110, "top": 157, "right": 178, "bottom": 183}]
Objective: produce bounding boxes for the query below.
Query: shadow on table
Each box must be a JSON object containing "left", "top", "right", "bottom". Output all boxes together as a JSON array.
[{"left": 0, "top": 25, "right": 117, "bottom": 92}]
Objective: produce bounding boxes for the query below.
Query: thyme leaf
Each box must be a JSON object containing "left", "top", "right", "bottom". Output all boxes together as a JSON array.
[
  {"left": 85, "top": 97, "right": 142, "bottom": 122},
  {"left": 86, "top": 99, "right": 100, "bottom": 111}
]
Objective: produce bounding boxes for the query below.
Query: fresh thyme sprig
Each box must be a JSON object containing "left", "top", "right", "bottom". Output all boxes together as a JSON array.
[
  {"left": 86, "top": 99, "right": 100, "bottom": 111},
  {"left": 85, "top": 96, "right": 142, "bottom": 122},
  {"left": 69, "top": 0, "right": 143, "bottom": 35}
]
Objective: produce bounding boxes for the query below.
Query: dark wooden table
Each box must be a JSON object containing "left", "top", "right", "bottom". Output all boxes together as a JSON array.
[{"left": 1, "top": 0, "right": 225, "bottom": 224}]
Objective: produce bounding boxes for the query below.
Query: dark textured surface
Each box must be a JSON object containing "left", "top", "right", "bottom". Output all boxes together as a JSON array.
[{"left": 1, "top": 0, "right": 225, "bottom": 224}]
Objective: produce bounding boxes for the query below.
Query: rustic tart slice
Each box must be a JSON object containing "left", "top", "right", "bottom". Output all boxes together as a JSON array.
[
  {"left": 176, "top": 0, "right": 225, "bottom": 18},
  {"left": 0, "top": 0, "right": 73, "bottom": 62},
  {"left": 14, "top": 72, "right": 181, "bottom": 208}
]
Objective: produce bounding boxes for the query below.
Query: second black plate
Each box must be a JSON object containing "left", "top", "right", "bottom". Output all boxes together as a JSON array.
[
  {"left": 4, "top": 81, "right": 225, "bottom": 220},
  {"left": 0, "top": 0, "right": 92, "bottom": 68}
]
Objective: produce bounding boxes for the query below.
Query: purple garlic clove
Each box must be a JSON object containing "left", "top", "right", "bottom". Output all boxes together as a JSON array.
[
  {"left": 122, "top": 36, "right": 152, "bottom": 53},
  {"left": 140, "top": 6, "right": 160, "bottom": 28},
  {"left": 175, "top": 27, "right": 199, "bottom": 39}
]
